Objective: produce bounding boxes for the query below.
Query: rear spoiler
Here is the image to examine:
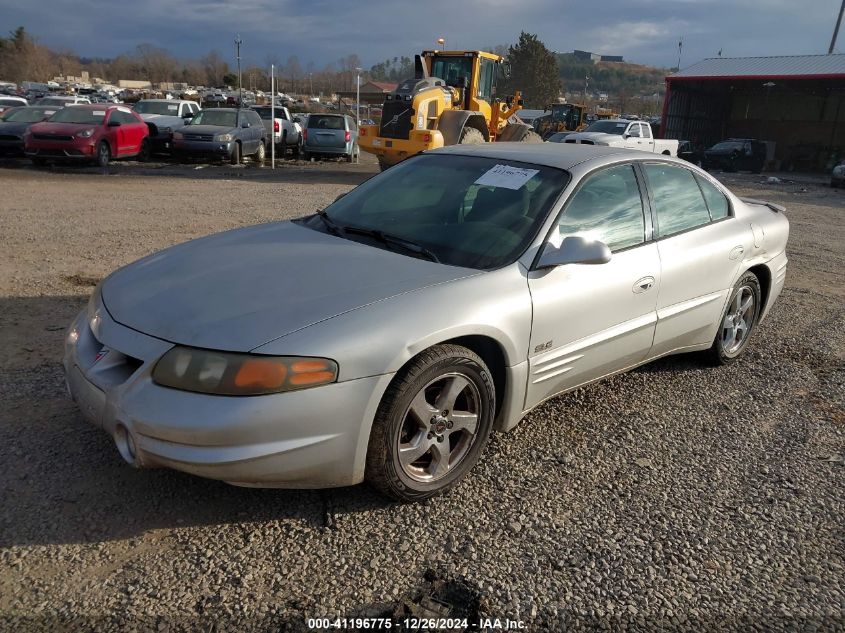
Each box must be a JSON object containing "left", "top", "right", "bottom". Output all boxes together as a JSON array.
[{"left": 740, "top": 197, "right": 785, "bottom": 213}]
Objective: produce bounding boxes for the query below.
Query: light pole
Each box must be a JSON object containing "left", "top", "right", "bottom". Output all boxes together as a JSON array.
[
  {"left": 583, "top": 75, "right": 589, "bottom": 104},
  {"left": 309, "top": 72, "right": 313, "bottom": 96},
  {"left": 437, "top": 37, "right": 445, "bottom": 51},
  {"left": 234, "top": 34, "right": 242, "bottom": 106},
  {"left": 355, "top": 67, "right": 361, "bottom": 125},
  {"left": 676, "top": 37, "right": 683, "bottom": 71}
]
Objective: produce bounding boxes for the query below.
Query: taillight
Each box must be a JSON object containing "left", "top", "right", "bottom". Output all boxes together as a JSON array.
[
  {"left": 302, "top": 129, "right": 307, "bottom": 141},
  {"left": 274, "top": 121, "right": 280, "bottom": 132},
  {"left": 345, "top": 131, "right": 351, "bottom": 143},
  {"left": 423, "top": 133, "right": 432, "bottom": 142}
]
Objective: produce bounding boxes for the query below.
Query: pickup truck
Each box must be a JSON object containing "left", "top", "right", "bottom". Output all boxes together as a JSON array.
[
  {"left": 250, "top": 105, "right": 301, "bottom": 157},
  {"left": 563, "top": 119, "right": 678, "bottom": 157},
  {"left": 133, "top": 99, "right": 200, "bottom": 154}
]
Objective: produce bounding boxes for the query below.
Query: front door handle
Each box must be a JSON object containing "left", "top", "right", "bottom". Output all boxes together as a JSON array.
[{"left": 633, "top": 276, "right": 655, "bottom": 293}]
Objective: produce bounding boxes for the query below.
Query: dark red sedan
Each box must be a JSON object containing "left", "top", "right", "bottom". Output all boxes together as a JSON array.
[{"left": 25, "top": 104, "right": 149, "bottom": 167}]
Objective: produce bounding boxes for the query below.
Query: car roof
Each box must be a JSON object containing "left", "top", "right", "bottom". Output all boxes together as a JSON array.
[
  {"left": 431, "top": 142, "right": 656, "bottom": 171},
  {"left": 138, "top": 99, "right": 190, "bottom": 103}
]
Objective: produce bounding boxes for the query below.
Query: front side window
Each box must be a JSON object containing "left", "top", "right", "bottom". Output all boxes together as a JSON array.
[
  {"left": 308, "top": 154, "right": 568, "bottom": 270},
  {"left": 554, "top": 164, "right": 645, "bottom": 252},
  {"left": 695, "top": 174, "right": 730, "bottom": 220},
  {"left": 627, "top": 124, "right": 641, "bottom": 138},
  {"left": 477, "top": 58, "right": 494, "bottom": 102},
  {"left": 644, "top": 163, "right": 711, "bottom": 237}
]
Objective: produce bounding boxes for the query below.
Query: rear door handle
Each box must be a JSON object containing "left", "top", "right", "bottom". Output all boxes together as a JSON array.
[{"left": 633, "top": 276, "right": 655, "bottom": 293}]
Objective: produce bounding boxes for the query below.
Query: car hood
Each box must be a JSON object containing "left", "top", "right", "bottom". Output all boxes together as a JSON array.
[
  {"left": 705, "top": 147, "right": 740, "bottom": 156},
  {"left": 567, "top": 132, "right": 621, "bottom": 142},
  {"left": 139, "top": 113, "right": 185, "bottom": 127},
  {"left": 182, "top": 124, "right": 235, "bottom": 135},
  {"left": 0, "top": 120, "right": 34, "bottom": 135},
  {"left": 29, "top": 121, "right": 96, "bottom": 135},
  {"left": 101, "top": 221, "right": 477, "bottom": 352}
]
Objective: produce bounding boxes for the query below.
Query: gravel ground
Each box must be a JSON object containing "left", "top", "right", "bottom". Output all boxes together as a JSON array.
[{"left": 0, "top": 161, "right": 842, "bottom": 632}]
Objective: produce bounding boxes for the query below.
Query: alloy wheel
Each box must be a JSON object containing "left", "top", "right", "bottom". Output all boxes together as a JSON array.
[
  {"left": 397, "top": 372, "right": 482, "bottom": 482},
  {"left": 721, "top": 285, "right": 756, "bottom": 355}
]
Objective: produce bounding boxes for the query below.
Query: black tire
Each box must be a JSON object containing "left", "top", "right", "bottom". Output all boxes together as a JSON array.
[
  {"left": 230, "top": 142, "right": 241, "bottom": 165},
  {"left": 458, "top": 126, "right": 485, "bottom": 145},
  {"left": 519, "top": 130, "right": 543, "bottom": 143},
  {"left": 377, "top": 156, "right": 391, "bottom": 172},
  {"left": 706, "top": 271, "right": 762, "bottom": 365},
  {"left": 280, "top": 132, "right": 287, "bottom": 158},
  {"left": 254, "top": 141, "right": 265, "bottom": 165},
  {"left": 31, "top": 157, "right": 46, "bottom": 167},
  {"left": 291, "top": 141, "right": 300, "bottom": 159},
  {"left": 365, "top": 344, "right": 495, "bottom": 501},
  {"left": 138, "top": 138, "right": 151, "bottom": 162},
  {"left": 303, "top": 151, "right": 311, "bottom": 162},
  {"left": 96, "top": 141, "right": 111, "bottom": 168}
]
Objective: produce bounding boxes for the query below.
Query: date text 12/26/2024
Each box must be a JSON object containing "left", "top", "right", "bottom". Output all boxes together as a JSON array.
[{"left": 307, "top": 617, "right": 526, "bottom": 630}]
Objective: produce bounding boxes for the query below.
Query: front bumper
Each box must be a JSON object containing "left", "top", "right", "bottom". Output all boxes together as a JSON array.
[
  {"left": 358, "top": 128, "right": 444, "bottom": 166},
  {"left": 172, "top": 139, "right": 234, "bottom": 158},
  {"left": 0, "top": 138, "right": 24, "bottom": 156},
  {"left": 26, "top": 139, "right": 96, "bottom": 159},
  {"left": 63, "top": 299, "right": 394, "bottom": 488}
]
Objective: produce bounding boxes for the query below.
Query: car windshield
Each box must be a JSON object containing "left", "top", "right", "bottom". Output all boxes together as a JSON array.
[
  {"left": 584, "top": 121, "right": 629, "bottom": 134},
  {"left": 191, "top": 110, "right": 237, "bottom": 127},
  {"left": 307, "top": 154, "right": 568, "bottom": 270},
  {"left": 430, "top": 55, "right": 474, "bottom": 88},
  {"left": 134, "top": 101, "right": 180, "bottom": 115},
  {"left": 47, "top": 108, "right": 106, "bottom": 124},
  {"left": 711, "top": 141, "right": 745, "bottom": 151},
  {"left": 2, "top": 107, "right": 56, "bottom": 122},
  {"left": 308, "top": 115, "right": 344, "bottom": 129}
]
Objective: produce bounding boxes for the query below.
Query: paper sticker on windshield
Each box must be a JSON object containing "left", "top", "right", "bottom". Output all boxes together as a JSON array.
[
  {"left": 168, "top": 104, "right": 178, "bottom": 111},
  {"left": 474, "top": 164, "right": 539, "bottom": 190},
  {"left": 45, "top": 110, "right": 56, "bottom": 115},
  {"left": 93, "top": 111, "right": 106, "bottom": 116}
]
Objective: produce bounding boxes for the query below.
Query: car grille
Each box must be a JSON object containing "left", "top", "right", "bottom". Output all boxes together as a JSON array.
[
  {"left": 0, "top": 134, "right": 20, "bottom": 141},
  {"left": 33, "top": 133, "right": 74, "bottom": 141},
  {"left": 379, "top": 101, "right": 413, "bottom": 140},
  {"left": 184, "top": 133, "right": 214, "bottom": 142}
]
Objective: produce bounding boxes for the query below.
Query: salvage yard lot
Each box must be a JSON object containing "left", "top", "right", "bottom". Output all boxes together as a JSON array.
[{"left": 0, "top": 161, "right": 843, "bottom": 631}]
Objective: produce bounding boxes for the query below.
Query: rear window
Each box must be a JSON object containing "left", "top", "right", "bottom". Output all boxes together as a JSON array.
[
  {"left": 308, "top": 115, "right": 344, "bottom": 130},
  {"left": 252, "top": 108, "right": 272, "bottom": 120}
]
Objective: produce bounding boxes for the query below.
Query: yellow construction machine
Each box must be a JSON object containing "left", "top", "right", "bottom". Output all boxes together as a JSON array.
[
  {"left": 359, "top": 50, "right": 541, "bottom": 170},
  {"left": 532, "top": 103, "right": 589, "bottom": 139}
]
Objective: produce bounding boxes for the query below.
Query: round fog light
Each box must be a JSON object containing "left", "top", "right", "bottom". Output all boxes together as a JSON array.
[{"left": 114, "top": 424, "right": 138, "bottom": 466}]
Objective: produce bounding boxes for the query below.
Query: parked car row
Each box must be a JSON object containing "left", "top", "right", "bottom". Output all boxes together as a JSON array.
[{"left": 0, "top": 100, "right": 361, "bottom": 166}]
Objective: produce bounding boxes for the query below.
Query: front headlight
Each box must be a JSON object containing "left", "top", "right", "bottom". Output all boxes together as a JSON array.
[
  {"left": 217, "top": 133, "right": 234, "bottom": 142},
  {"left": 172, "top": 131, "right": 184, "bottom": 140},
  {"left": 76, "top": 128, "right": 95, "bottom": 138},
  {"left": 152, "top": 346, "right": 338, "bottom": 395}
]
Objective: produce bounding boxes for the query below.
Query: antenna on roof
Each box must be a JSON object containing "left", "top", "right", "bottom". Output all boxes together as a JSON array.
[{"left": 830, "top": 0, "right": 845, "bottom": 54}]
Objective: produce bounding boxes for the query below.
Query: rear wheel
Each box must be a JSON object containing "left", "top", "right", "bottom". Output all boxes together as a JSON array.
[
  {"left": 706, "top": 272, "right": 761, "bottom": 365},
  {"left": 365, "top": 344, "right": 495, "bottom": 501},
  {"left": 96, "top": 141, "right": 111, "bottom": 168},
  {"left": 377, "top": 156, "right": 391, "bottom": 172},
  {"left": 458, "top": 126, "right": 485, "bottom": 145},
  {"left": 230, "top": 142, "right": 241, "bottom": 165},
  {"left": 280, "top": 132, "right": 287, "bottom": 158}
]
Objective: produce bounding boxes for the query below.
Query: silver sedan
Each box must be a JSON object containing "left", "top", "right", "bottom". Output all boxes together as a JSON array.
[{"left": 64, "top": 144, "right": 789, "bottom": 501}]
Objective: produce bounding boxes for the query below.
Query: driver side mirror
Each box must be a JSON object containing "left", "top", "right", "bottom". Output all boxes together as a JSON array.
[
  {"left": 184, "top": 111, "right": 194, "bottom": 119},
  {"left": 503, "top": 61, "right": 512, "bottom": 79},
  {"left": 241, "top": 121, "right": 250, "bottom": 128},
  {"left": 534, "top": 236, "right": 612, "bottom": 269}
]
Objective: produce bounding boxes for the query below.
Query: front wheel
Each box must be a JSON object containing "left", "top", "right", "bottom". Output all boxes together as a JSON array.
[
  {"left": 96, "top": 141, "right": 111, "bottom": 168},
  {"left": 254, "top": 141, "right": 265, "bottom": 165},
  {"left": 458, "top": 126, "right": 485, "bottom": 145},
  {"left": 377, "top": 156, "right": 391, "bottom": 172},
  {"left": 365, "top": 344, "right": 495, "bottom": 501},
  {"left": 230, "top": 142, "right": 241, "bottom": 165},
  {"left": 519, "top": 130, "right": 543, "bottom": 143},
  {"left": 138, "top": 138, "right": 151, "bottom": 162},
  {"left": 706, "top": 271, "right": 761, "bottom": 365}
]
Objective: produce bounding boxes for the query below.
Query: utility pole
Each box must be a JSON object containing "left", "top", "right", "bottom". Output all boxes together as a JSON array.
[
  {"left": 271, "top": 64, "right": 275, "bottom": 169},
  {"left": 677, "top": 37, "right": 684, "bottom": 71},
  {"left": 830, "top": 0, "right": 845, "bottom": 54},
  {"left": 583, "top": 75, "right": 589, "bottom": 104},
  {"left": 234, "top": 34, "right": 242, "bottom": 106},
  {"left": 356, "top": 67, "right": 361, "bottom": 125}
]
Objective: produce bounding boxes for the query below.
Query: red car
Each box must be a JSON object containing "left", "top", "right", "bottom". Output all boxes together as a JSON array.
[{"left": 25, "top": 104, "right": 149, "bottom": 167}]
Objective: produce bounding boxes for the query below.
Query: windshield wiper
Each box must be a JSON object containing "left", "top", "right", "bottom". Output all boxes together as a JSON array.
[
  {"left": 314, "top": 208, "right": 344, "bottom": 236},
  {"left": 342, "top": 226, "right": 440, "bottom": 263}
]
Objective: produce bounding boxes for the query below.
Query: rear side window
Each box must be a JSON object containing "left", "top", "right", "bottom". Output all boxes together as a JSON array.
[
  {"left": 308, "top": 115, "right": 344, "bottom": 130},
  {"left": 644, "top": 163, "right": 711, "bottom": 238},
  {"left": 695, "top": 175, "right": 729, "bottom": 220},
  {"left": 253, "top": 108, "right": 272, "bottom": 120},
  {"left": 555, "top": 164, "right": 645, "bottom": 251}
]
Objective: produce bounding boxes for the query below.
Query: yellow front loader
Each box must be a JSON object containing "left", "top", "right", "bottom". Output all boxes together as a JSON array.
[{"left": 359, "top": 50, "right": 541, "bottom": 170}]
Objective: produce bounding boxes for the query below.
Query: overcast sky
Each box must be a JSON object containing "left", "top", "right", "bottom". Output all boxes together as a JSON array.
[{"left": 1, "top": 0, "right": 842, "bottom": 70}]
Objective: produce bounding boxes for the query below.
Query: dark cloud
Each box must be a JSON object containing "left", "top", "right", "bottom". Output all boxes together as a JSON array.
[{"left": 0, "top": 0, "right": 841, "bottom": 70}]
